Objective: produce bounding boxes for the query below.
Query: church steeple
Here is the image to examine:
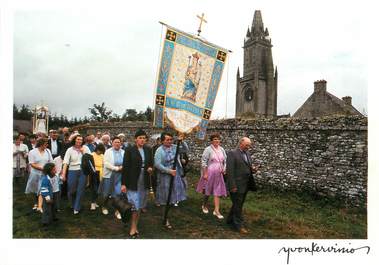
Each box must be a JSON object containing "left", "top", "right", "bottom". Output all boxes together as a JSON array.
[
  {"left": 251, "top": 10, "right": 264, "bottom": 37},
  {"left": 237, "top": 10, "right": 277, "bottom": 118}
]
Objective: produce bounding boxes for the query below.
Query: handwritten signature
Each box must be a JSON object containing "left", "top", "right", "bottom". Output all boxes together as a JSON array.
[{"left": 278, "top": 242, "right": 370, "bottom": 264}]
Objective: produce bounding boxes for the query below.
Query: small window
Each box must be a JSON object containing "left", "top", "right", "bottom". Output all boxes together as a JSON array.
[{"left": 244, "top": 86, "right": 254, "bottom": 101}]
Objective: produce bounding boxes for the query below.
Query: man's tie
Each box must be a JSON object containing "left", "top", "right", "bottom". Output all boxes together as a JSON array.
[{"left": 242, "top": 151, "right": 248, "bottom": 164}]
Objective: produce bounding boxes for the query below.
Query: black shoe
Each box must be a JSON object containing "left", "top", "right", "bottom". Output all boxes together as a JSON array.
[{"left": 129, "top": 232, "right": 139, "bottom": 239}]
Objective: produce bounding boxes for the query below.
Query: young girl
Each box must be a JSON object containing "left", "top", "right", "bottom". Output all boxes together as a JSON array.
[
  {"left": 40, "top": 162, "right": 60, "bottom": 226},
  {"left": 90, "top": 143, "right": 105, "bottom": 210}
]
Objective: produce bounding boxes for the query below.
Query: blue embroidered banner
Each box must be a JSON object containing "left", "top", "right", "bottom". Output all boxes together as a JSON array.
[{"left": 153, "top": 25, "right": 228, "bottom": 139}]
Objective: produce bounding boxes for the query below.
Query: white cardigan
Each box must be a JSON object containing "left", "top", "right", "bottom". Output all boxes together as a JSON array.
[{"left": 103, "top": 148, "right": 125, "bottom": 179}]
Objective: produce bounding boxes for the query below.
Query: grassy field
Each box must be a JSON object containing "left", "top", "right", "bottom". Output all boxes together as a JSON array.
[{"left": 13, "top": 171, "right": 367, "bottom": 239}]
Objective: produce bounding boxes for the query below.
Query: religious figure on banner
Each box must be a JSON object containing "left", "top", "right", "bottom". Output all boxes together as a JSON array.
[
  {"left": 154, "top": 23, "right": 229, "bottom": 139},
  {"left": 34, "top": 106, "right": 48, "bottom": 134},
  {"left": 182, "top": 52, "right": 202, "bottom": 102}
]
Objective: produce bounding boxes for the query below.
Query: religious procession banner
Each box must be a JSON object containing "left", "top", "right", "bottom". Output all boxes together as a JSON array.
[
  {"left": 32, "top": 105, "right": 48, "bottom": 134},
  {"left": 153, "top": 24, "right": 229, "bottom": 139}
]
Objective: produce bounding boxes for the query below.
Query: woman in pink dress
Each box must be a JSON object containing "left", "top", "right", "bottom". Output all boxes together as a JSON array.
[{"left": 196, "top": 133, "right": 227, "bottom": 219}]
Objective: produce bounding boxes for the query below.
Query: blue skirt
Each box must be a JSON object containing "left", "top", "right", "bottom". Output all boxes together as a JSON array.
[
  {"left": 126, "top": 170, "right": 148, "bottom": 210},
  {"left": 98, "top": 172, "right": 121, "bottom": 198},
  {"left": 155, "top": 171, "right": 187, "bottom": 205}
]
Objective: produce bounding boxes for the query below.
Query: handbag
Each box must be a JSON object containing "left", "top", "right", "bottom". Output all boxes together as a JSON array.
[{"left": 112, "top": 193, "right": 133, "bottom": 223}]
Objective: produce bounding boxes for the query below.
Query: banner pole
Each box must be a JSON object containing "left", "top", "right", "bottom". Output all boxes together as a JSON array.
[{"left": 163, "top": 135, "right": 182, "bottom": 228}]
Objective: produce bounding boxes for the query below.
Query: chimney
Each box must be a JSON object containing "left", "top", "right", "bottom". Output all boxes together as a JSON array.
[
  {"left": 342, "top": 96, "right": 352, "bottom": 105},
  {"left": 314, "top": 80, "right": 327, "bottom": 93}
]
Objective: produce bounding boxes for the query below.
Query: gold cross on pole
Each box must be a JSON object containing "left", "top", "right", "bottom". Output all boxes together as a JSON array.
[{"left": 196, "top": 13, "right": 207, "bottom": 36}]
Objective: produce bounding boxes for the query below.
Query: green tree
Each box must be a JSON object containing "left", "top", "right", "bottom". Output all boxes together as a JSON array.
[
  {"left": 18, "top": 104, "right": 33, "bottom": 120},
  {"left": 89, "top": 102, "right": 113, "bottom": 122},
  {"left": 122, "top": 109, "right": 137, "bottom": 121},
  {"left": 109, "top": 113, "right": 121, "bottom": 122},
  {"left": 144, "top": 106, "right": 153, "bottom": 121},
  {"left": 13, "top": 104, "right": 19, "bottom": 119}
]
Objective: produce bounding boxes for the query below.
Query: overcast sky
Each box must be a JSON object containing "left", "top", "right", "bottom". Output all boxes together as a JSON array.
[
  {"left": 2, "top": 1, "right": 378, "bottom": 264},
  {"left": 13, "top": 0, "right": 368, "bottom": 119}
]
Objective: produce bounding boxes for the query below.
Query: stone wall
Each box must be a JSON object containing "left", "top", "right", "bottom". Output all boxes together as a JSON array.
[{"left": 77, "top": 115, "right": 367, "bottom": 207}]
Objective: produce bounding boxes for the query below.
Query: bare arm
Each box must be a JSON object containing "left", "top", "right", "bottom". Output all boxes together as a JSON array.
[{"left": 61, "top": 163, "right": 68, "bottom": 181}]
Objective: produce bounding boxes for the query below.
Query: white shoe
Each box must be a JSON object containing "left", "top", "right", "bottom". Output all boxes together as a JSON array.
[
  {"left": 32, "top": 204, "right": 37, "bottom": 210},
  {"left": 213, "top": 211, "right": 224, "bottom": 219},
  {"left": 202, "top": 205, "right": 209, "bottom": 214},
  {"left": 102, "top": 207, "right": 109, "bottom": 215},
  {"left": 73, "top": 210, "right": 79, "bottom": 215},
  {"left": 37, "top": 208, "right": 43, "bottom": 213},
  {"left": 94, "top": 203, "right": 99, "bottom": 208},
  {"left": 90, "top": 203, "right": 96, "bottom": 211},
  {"left": 115, "top": 211, "right": 121, "bottom": 220},
  {"left": 174, "top": 203, "right": 178, "bottom": 207}
]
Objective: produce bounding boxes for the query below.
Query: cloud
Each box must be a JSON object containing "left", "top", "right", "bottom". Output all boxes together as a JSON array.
[{"left": 13, "top": 0, "right": 368, "bottom": 119}]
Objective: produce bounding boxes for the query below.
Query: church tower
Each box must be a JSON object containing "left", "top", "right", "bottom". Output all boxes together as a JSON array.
[{"left": 236, "top": 10, "right": 277, "bottom": 118}]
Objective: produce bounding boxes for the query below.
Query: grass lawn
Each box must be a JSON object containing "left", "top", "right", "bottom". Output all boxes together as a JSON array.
[{"left": 13, "top": 171, "right": 366, "bottom": 239}]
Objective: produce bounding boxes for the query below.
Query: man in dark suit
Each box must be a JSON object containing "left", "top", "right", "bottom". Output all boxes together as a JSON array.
[
  {"left": 226, "top": 137, "right": 258, "bottom": 234},
  {"left": 47, "top": 129, "right": 62, "bottom": 159},
  {"left": 26, "top": 134, "right": 37, "bottom": 151},
  {"left": 121, "top": 129, "right": 154, "bottom": 238}
]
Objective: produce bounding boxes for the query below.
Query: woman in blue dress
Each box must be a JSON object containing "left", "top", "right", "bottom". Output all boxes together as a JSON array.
[{"left": 154, "top": 132, "right": 187, "bottom": 208}]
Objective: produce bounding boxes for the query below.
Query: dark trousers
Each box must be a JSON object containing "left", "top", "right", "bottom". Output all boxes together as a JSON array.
[
  {"left": 90, "top": 172, "right": 100, "bottom": 203},
  {"left": 151, "top": 171, "right": 158, "bottom": 194},
  {"left": 60, "top": 174, "right": 68, "bottom": 199},
  {"left": 41, "top": 192, "right": 58, "bottom": 225},
  {"left": 227, "top": 191, "right": 248, "bottom": 230}
]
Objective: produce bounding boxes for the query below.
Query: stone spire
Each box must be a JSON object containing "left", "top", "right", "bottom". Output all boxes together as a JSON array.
[
  {"left": 246, "top": 27, "right": 251, "bottom": 37},
  {"left": 251, "top": 10, "right": 264, "bottom": 37},
  {"left": 237, "top": 10, "right": 277, "bottom": 118}
]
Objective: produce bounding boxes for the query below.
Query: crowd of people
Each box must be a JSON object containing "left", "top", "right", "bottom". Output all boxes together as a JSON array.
[{"left": 13, "top": 128, "right": 259, "bottom": 237}]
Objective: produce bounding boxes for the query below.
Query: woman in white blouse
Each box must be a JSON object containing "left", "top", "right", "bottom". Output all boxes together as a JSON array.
[
  {"left": 98, "top": 136, "right": 124, "bottom": 219},
  {"left": 61, "top": 135, "right": 91, "bottom": 215},
  {"left": 25, "top": 138, "right": 53, "bottom": 212}
]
